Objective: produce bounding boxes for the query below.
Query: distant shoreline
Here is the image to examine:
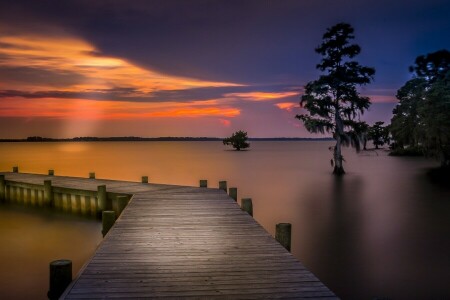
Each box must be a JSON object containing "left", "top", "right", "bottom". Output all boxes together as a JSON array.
[{"left": 0, "top": 136, "right": 333, "bottom": 142}]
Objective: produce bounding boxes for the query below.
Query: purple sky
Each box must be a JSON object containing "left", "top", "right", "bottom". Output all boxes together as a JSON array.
[{"left": 0, "top": 0, "right": 449, "bottom": 138}]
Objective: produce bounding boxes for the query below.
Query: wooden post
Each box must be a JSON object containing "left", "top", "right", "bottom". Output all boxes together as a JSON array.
[
  {"left": 241, "top": 198, "right": 253, "bottom": 216},
  {"left": 0, "top": 175, "right": 5, "bottom": 202},
  {"left": 102, "top": 211, "right": 116, "bottom": 237},
  {"left": 97, "top": 185, "right": 106, "bottom": 215},
  {"left": 44, "top": 180, "right": 54, "bottom": 207},
  {"left": 47, "top": 259, "right": 72, "bottom": 300},
  {"left": 113, "top": 196, "right": 129, "bottom": 218},
  {"left": 141, "top": 176, "right": 148, "bottom": 183},
  {"left": 48, "top": 169, "right": 54, "bottom": 176},
  {"left": 229, "top": 187, "right": 237, "bottom": 201},
  {"left": 275, "top": 223, "right": 292, "bottom": 252},
  {"left": 219, "top": 181, "right": 227, "bottom": 192},
  {"left": 12, "top": 166, "right": 18, "bottom": 173},
  {"left": 199, "top": 180, "right": 207, "bottom": 188},
  {"left": 89, "top": 172, "right": 95, "bottom": 179}
]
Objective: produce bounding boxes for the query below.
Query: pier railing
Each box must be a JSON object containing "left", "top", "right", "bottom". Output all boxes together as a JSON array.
[{"left": 0, "top": 176, "right": 131, "bottom": 218}]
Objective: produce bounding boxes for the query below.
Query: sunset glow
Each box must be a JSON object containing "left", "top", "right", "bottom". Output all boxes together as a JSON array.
[
  {"left": 0, "top": 97, "right": 240, "bottom": 119},
  {"left": 0, "top": 34, "right": 240, "bottom": 92},
  {"left": 225, "top": 91, "right": 299, "bottom": 101},
  {"left": 0, "top": 1, "right": 447, "bottom": 138}
]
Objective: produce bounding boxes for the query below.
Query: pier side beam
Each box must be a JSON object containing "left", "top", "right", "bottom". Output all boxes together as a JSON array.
[
  {"left": 102, "top": 211, "right": 116, "bottom": 237},
  {"left": 97, "top": 185, "right": 107, "bottom": 216},
  {"left": 44, "top": 180, "right": 54, "bottom": 207},
  {"left": 0, "top": 175, "right": 5, "bottom": 202}
]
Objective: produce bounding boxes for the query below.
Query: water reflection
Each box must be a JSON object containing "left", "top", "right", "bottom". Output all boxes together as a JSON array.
[
  {"left": 0, "top": 205, "right": 102, "bottom": 300},
  {"left": 0, "top": 141, "right": 449, "bottom": 299}
]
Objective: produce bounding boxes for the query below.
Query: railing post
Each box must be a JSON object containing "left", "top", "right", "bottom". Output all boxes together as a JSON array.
[
  {"left": 141, "top": 176, "right": 148, "bottom": 183},
  {"left": 47, "top": 259, "right": 72, "bottom": 300},
  {"left": 275, "top": 223, "right": 292, "bottom": 252},
  {"left": 102, "top": 211, "right": 116, "bottom": 237},
  {"left": 229, "top": 187, "right": 237, "bottom": 201},
  {"left": 219, "top": 181, "right": 227, "bottom": 192},
  {"left": 241, "top": 198, "right": 253, "bottom": 216},
  {"left": 199, "top": 180, "right": 207, "bottom": 188},
  {"left": 0, "top": 175, "right": 5, "bottom": 202},
  {"left": 44, "top": 180, "right": 54, "bottom": 207}
]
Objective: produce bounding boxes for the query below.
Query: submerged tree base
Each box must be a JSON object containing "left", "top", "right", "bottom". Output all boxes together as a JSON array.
[
  {"left": 333, "top": 166, "right": 345, "bottom": 175},
  {"left": 426, "top": 166, "right": 450, "bottom": 188}
]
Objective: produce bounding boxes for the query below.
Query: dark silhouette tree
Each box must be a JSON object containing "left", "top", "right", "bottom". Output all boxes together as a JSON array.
[
  {"left": 418, "top": 75, "right": 450, "bottom": 167},
  {"left": 296, "top": 23, "right": 375, "bottom": 175},
  {"left": 223, "top": 130, "right": 250, "bottom": 151},
  {"left": 390, "top": 78, "right": 427, "bottom": 149},
  {"left": 352, "top": 121, "right": 369, "bottom": 150},
  {"left": 391, "top": 49, "right": 450, "bottom": 167},
  {"left": 368, "top": 121, "right": 390, "bottom": 149}
]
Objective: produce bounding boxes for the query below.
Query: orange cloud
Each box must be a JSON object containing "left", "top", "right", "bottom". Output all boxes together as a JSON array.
[
  {"left": 224, "top": 91, "right": 298, "bottom": 101},
  {"left": 0, "top": 34, "right": 241, "bottom": 93},
  {"left": 275, "top": 102, "right": 298, "bottom": 112},
  {"left": 0, "top": 97, "right": 240, "bottom": 120}
]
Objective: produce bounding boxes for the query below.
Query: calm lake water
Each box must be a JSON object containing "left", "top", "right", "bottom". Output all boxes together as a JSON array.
[{"left": 1, "top": 141, "right": 449, "bottom": 299}]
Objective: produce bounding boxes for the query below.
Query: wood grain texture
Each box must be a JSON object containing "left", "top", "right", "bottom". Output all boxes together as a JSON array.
[{"left": 0, "top": 172, "right": 337, "bottom": 299}]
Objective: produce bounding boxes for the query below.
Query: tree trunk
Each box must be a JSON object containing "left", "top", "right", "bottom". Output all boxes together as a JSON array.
[
  {"left": 440, "top": 152, "right": 450, "bottom": 168},
  {"left": 333, "top": 134, "right": 345, "bottom": 175},
  {"left": 333, "top": 112, "right": 345, "bottom": 175}
]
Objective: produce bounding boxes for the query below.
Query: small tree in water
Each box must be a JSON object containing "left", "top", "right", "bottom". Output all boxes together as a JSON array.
[
  {"left": 368, "top": 121, "right": 390, "bottom": 149},
  {"left": 223, "top": 130, "right": 250, "bottom": 151},
  {"left": 296, "top": 23, "right": 375, "bottom": 175}
]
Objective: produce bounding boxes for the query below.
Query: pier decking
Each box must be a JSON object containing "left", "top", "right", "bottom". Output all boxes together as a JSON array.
[{"left": 1, "top": 172, "right": 337, "bottom": 299}]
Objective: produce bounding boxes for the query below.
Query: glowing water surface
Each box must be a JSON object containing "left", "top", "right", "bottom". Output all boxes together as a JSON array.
[{"left": 0, "top": 141, "right": 449, "bottom": 299}]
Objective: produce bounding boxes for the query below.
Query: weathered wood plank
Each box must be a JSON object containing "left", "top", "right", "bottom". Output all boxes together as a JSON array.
[{"left": 1, "top": 172, "right": 337, "bottom": 299}]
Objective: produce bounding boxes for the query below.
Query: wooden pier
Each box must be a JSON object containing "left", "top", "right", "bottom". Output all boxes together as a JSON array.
[{"left": 0, "top": 172, "right": 337, "bottom": 299}]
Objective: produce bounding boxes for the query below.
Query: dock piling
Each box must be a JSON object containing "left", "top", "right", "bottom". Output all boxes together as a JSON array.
[
  {"left": 48, "top": 169, "right": 54, "bottom": 176},
  {"left": 102, "top": 211, "right": 116, "bottom": 237},
  {"left": 47, "top": 259, "right": 72, "bottom": 300},
  {"left": 141, "top": 176, "right": 148, "bottom": 183},
  {"left": 89, "top": 172, "right": 95, "bottom": 179},
  {"left": 219, "top": 181, "right": 227, "bottom": 192},
  {"left": 12, "top": 166, "right": 18, "bottom": 173},
  {"left": 241, "top": 198, "right": 253, "bottom": 216},
  {"left": 275, "top": 223, "right": 292, "bottom": 252},
  {"left": 199, "top": 180, "right": 207, "bottom": 188},
  {"left": 229, "top": 187, "right": 237, "bottom": 201}
]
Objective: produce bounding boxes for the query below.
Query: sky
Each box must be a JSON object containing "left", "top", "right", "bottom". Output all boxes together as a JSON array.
[{"left": 0, "top": 0, "right": 449, "bottom": 138}]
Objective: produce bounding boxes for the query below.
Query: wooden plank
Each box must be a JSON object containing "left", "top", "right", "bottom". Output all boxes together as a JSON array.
[{"left": 1, "top": 172, "right": 337, "bottom": 299}]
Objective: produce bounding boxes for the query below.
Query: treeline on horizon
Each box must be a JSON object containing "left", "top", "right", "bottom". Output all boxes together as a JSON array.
[{"left": 0, "top": 136, "right": 334, "bottom": 142}]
